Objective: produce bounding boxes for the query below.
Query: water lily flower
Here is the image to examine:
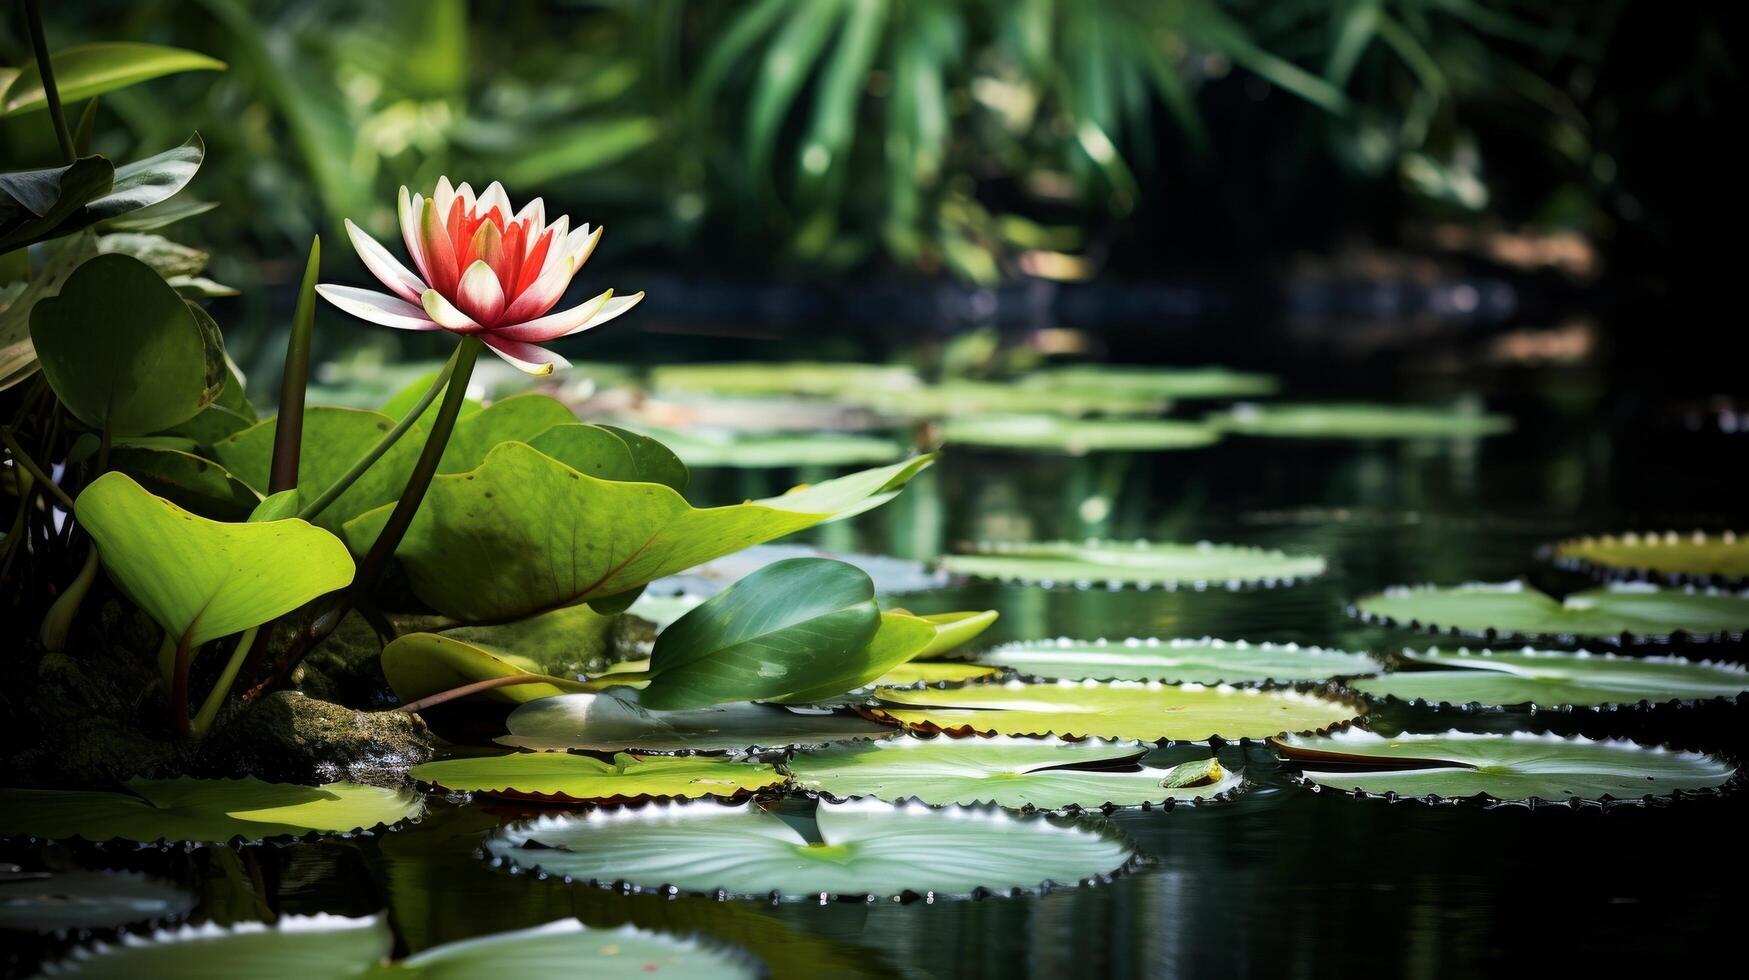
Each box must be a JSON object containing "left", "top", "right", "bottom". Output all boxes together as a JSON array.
[{"left": 316, "top": 178, "right": 641, "bottom": 374}]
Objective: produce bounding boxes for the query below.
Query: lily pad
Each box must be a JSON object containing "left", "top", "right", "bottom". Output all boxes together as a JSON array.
[
  {"left": 971, "top": 637, "right": 1377, "bottom": 684},
  {"left": 853, "top": 380, "right": 1167, "bottom": 418},
  {"left": 1553, "top": 530, "right": 1749, "bottom": 584},
  {"left": 1349, "top": 647, "right": 1749, "bottom": 708},
  {"left": 484, "top": 798, "right": 1138, "bottom": 900},
  {"left": 0, "top": 869, "right": 193, "bottom": 933},
  {"left": 787, "top": 736, "right": 1242, "bottom": 810},
  {"left": 650, "top": 361, "right": 920, "bottom": 398},
  {"left": 649, "top": 428, "right": 906, "bottom": 468},
  {"left": 871, "top": 661, "right": 1002, "bottom": 686},
  {"left": 75, "top": 472, "right": 353, "bottom": 650},
  {"left": 941, "top": 540, "right": 1326, "bottom": 588},
  {"left": 341, "top": 446, "right": 933, "bottom": 621},
  {"left": 410, "top": 752, "right": 783, "bottom": 803},
  {"left": 1209, "top": 402, "right": 1512, "bottom": 439},
  {"left": 37, "top": 914, "right": 390, "bottom": 978},
  {"left": 1275, "top": 730, "right": 1738, "bottom": 804},
  {"left": 1018, "top": 365, "right": 1278, "bottom": 400},
  {"left": 212, "top": 406, "right": 424, "bottom": 531},
  {"left": 868, "top": 680, "right": 1360, "bottom": 742},
  {"left": 392, "top": 920, "right": 760, "bottom": 978},
  {"left": 498, "top": 692, "right": 896, "bottom": 754},
  {"left": 0, "top": 777, "right": 423, "bottom": 844},
  {"left": 1352, "top": 581, "right": 1749, "bottom": 642},
  {"left": 940, "top": 415, "right": 1220, "bottom": 454}
]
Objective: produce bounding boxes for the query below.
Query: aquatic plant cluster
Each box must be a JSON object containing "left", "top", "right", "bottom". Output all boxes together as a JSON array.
[{"left": 2, "top": 24, "right": 1747, "bottom": 978}]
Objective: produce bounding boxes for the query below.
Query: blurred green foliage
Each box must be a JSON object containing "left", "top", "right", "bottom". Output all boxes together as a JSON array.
[{"left": 1, "top": 0, "right": 1670, "bottom": 290}]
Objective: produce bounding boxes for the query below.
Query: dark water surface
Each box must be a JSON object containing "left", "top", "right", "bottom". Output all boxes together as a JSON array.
[{"left": 6, "top": 357, "right": 1746, "bottom": 977}]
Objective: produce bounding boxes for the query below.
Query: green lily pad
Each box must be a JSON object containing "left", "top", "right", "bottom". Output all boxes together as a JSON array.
[
  {"left": 1019, "top": 365, "right": 1278, "bottom": 400},
  {"left": 30, "top": 253, "right": 224, "bottom": 436},
  {"left": 342, "top": 446, "right": 934, "bottom": 621},
  {"left": 941, "top": 540, "right": 1326, "bottom": 588},
  {"left": 1349, "top": 648, "right": 1749, "bottom": 708},
  {"left": 854, "top": 380, "right": 1167, "bottom": 418},
  {"left": 940, "top": 415, "right": 1220, "bottom": 454},
  {"left": 1352, "top": 581, "right": 1749, "bottom": 642},
  {"left": 411, "top": 752, "right": 783, "bottom": 803},
  {"left": 650, "top": 361, "right": 920, "bottom": 398},
  {"left": 649, "top": 427, "right": 906, "bottom": 468},
  {"left": 380, "top": 632, "right": 586, "bottom": 707},
  {"left": 212, "top": 406, "right": 424, "bottom": 531},
  {"left": 484, "top": 799, "right": 1139, "bottom": 900},
  {"left": 971, "top": 637, "right": 1377, "bottom": 684},
  {"left": 787, "top": 736, "right": 1242, "bottom": 810},
  {"left": 74, "top": 472, "right": 353, "bottom": 650},
  {"left": 1275, "top": 730, "right": 1738, "bottom": 804},
  {"left": 498, "top": 692, "right": 896, "bottom": 754},
  {"left": 869, "top": 680, "right": 1360, "bottom": 742},
  {"left": 0, "top": 869, "right": 193, "bottom": 933},
  {"left": 1553, "top": 530, "right": 1749, "bottom": 583},
  {"left": 1209, "top": 402, "right": 1512, "bottom": 439},
  {"left": 0, "top": 777, "right": 423, "bottom": 844},
  {"left": 109, "top": 445, "right": 260, "bottom": 519},
  {"left": 392, "top": 920, "right": 760, "bottom": 978},
  {"left": 872, "top": 661, "right": 1002, "bottom": 686}
]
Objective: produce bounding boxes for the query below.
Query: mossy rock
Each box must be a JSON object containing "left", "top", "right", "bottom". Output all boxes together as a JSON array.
[{"left": 195, "top": 692, "right": 432, "bottom": 786}]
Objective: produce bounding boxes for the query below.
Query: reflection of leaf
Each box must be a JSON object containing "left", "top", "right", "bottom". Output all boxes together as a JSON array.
[
  {"left": 1276, "top": 730, "right": 1737, "bottom": 803},
  {"left": 0, "top": 869, "right": 194, "bottom": 934},
  {"left": 1353, "top": 581, "right": 1749, "bottom": 642},
  {"left": 1350, "top": 648, "right": 1749, "bottom": 708},
  {"left": 412, "top": 752, "right": 783, "bottom": 803},
  {"left": 342, "top": 446, "right": 933, "bottom": 621},
  {"left": 1, "top": 43, "right": 224, "bottom": 116}
]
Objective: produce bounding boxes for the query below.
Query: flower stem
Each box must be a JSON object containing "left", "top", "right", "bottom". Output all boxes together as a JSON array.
[
  {"left": 188, "top": 625, "right": 259, "bottom": 738},
  {"left": 21, "top": 0, "right": 75, "bottom": 164},
  {"left": 270, "top": 236, "right": 321, "bottom": 494},
  {"left": 296, "top": 345, "right": 458, "bottom": 523}
]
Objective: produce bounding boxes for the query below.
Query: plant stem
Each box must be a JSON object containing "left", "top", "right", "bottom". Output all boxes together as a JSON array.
[
  {"left": 270, "top": 237, "right": 320, "bottom": 494},
  {"left": 21, "top": 0, "right": 75, "bottom": 165},
  {"left": 0, "top": 425, "right": 74, "bottom": 511},
  {"left": 169, "top": 628, "right": 194, "bottom": 738},
  {"left": 188, "top": 626, "right": 258, "bottom": 738},
  {"left": 37, "top": 544, "right": 94, "bottom": 650},
  {"left": 390, "top": 673, "right": 589, "bottom": 714},
  {"left": 296, "top": 346, "right": 458, "bottom": 522}
]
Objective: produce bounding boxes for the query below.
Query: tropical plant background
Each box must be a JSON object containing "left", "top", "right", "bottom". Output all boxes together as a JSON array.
[{"left": 3, "top": 1, "right": 1738, "bottom": 363}]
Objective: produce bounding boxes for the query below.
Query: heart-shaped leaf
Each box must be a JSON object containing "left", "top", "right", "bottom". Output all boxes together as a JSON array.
[
  {"left": 212, "top": 406, "right": 423, "bottom": 530},
  {"left": 2, "top": 43, "right": 225, "bottom": 116},
  {"left": 30, "top": 253, "right": 223, "bottom": 436},
  {"left": 341, "top": 445, "right": 933, "bottom": 621},
  {"left": 74, "top": 472, "right": 353, "bottom": 648},
  {"left": 1352, "top": 581, "right": 1749, "bottom": 642},
  {"left": 109, "top": 445, "right": 260, "bottom": 519},
  {"left": 411, "top": 752, "right": 783, "bottom": 803}
]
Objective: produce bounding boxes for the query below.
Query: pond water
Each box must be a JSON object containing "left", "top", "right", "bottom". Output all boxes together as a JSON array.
[{"left": 4, "top": 338, "right": 1745, "bottom": 977}]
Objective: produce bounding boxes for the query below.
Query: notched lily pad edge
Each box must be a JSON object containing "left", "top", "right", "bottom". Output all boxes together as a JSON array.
[
  {"left": 411, "top": 766, "right": 786, "bottom": 807},
  {"left": 978, "top": 635, "right": 1381, "bottom": 686},
  {"left": 1348, "top": 646, "right": 1749, "bottom": 713},
  {"left": 480, "top": 796, "right": 1147, "bottom": 904},
  {"left": 861, "top": 677, "right": 1368, "bottom": 746},
  {"left": 1347, "top": 581, "right": 1749, "bottom": 646},
  {"left": 1542, "top": 530, "right": 1749, "bottom": 588},
  {"left": 0, "top": 868, "right": 193, "bottom": 942},
  {"left": 493, "top": 721, "right": 903, "bottom": 760}
]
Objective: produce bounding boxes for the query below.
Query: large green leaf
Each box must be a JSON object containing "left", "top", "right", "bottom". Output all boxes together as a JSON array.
[
  {"left": 1275, "top": 730, "right": 1738, "bottom": 803},
  {"left": 870, "top": 680, "right": 1359, "bottom": 742},
  {"left": 650, "top": 361, "right": 919, "bottom": 398},
  {"left": 341, "top": 445, "right": 934, "bottom": 621},
  {"left": 499, "top": 691, "right": 896, "bottom": 754},
  {"left": 970, "top": 637, "right": 1376, "bottom": 684},
  {"left": 775, "top": 609, "right": 998, "bottom": 703},
  {"left": 1018, "top": 365, "right": 1278, "bottom": 400},
  {"left": 74, "top": 472, "right": 353, "bottom": 649},
  {"left": 1352, "top": 581, "right": 1749, "bottom": 642},
  {"left": 411, "top": 752, "right": 783, "bottom": 803},
  {"left": 484, "top": 799, "right": 1138, "bottom": 900},
  {"left": 437, "top": 392, "right": 575, "bottom": 472},
  {"left": 30, "top": 254, "right": 223, "bottom": 436},
  {"left": 212, "top": 407, "right": 423, "bottom": 531},
  {"left": 1349, "top": 648, "right": 1749, "bottom": 708},
  {"left": 72, "top": 136, "right": 206, "bottom": 230},
  {"left": 940, "top": 415, "right": 1220, "bottom": 454},
  {"left": 109, "top": 445, "right": 260, "bottom": 519},
  {"left": 643, "top": 558, "right": 881, "bottom": 709},
  {"left": 0, "top": 869, "right": 193, "bottom": 933},
  {"left": 0, "top": 777, "right": 422, "bottom": 844},
  {"left": 1553, "top": 530, "right": 1749, "bottom": 583},
  {"left": 2, "top": 43, "right": 225, "bottom": 116},
  {"left": 941, "top": 540, "right": 1326, "bottom": 588},
  {"left": 1209, "top": 402, "right": 1512, "bottom": 439},
  {"left": 787, "top": 736, "right": 1241, "bottom": 810}
]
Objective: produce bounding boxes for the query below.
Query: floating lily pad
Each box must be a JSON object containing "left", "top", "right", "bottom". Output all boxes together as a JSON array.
[
  {"left": 411, "top": 752, "right": 783, "bottom": 803},
  {"left": 341, "top": 445, "right": 933, "bottom": 621},
  {"left": 787, "top": 736, "right": 1242, "bottom": 810},
  {"left": 871, "top": 661, "right": 1002, "bottom": 687},
  {"left": 1553, "top": 531, "right": 1749, "bottom": 584},
  {"left": 854, "top": 380, "right": 1168, "bottom": 418},
  {"left": 647, "top": 428, "right": 906, "bottom": 468},
  {"left": 0, "top": 869, "right": 193, "bottom": 933},
  {"left": 869, "top": 680, "right": 1359, "bottom": 742},
  {"left": 647, "top": 544, "right": 947, "bottom": 599},
  {"left": 1349, "top": 648, "right": 1749, "bottom": 708},
  {"left": 484, "top": 798, "right": 1138, "bottom": 900},
  {"left": 392, "top": 920, "right": 760, "bottom": 978},
  {"left": 1352, "top": 581, "right": 1749, "bottom": 642},
  {"left": 1274, "top": 730, "right": 1738, "bottom": 804},
  {"left": 1210, "top": 402, "right": 1511, "bottom": 439},
  {"left": 650, "top": 361, "right": 920, "bottom": 398},
  {"left": 941, "top": 540, "right": 1326, "bottom": 588},
  {"left": 939, "top": 415, "right": 1220, "bottom": 454},
  {"left": 0, "top": 777, "right": 423, "bottom": 844},
  {"left": 1019, "top": 365, "right": 1279, "bottom": 400},
  {"left": 37, "top": 914, "right": 391, "bottom": 978},
  {"left": 498, "top": 692, "right": 895, "bottom": 754},
  {"left": 971, "top": 637, "right": 1377, "bottom": 684}
]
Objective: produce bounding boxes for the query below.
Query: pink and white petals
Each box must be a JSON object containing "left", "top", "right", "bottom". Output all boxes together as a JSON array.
[
  {"left": 313, "top": 285, "right": 440, "bottom": 331},
  {"left": 482, "top": 334, "right": 572, "bottom": 375},
  {"left": 343, "top": 219, "right": 426, "bottom": 303}
]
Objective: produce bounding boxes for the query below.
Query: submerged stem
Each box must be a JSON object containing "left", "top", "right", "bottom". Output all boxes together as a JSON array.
[
  {"left": 188, "top": 626, "right": 259, "bottom": 738},
  {"left": 21, "top": 0, "right": 75, "bottom": 164},
  {"left": 296, "top": 345, "right": 459, "bottom": 522}
]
